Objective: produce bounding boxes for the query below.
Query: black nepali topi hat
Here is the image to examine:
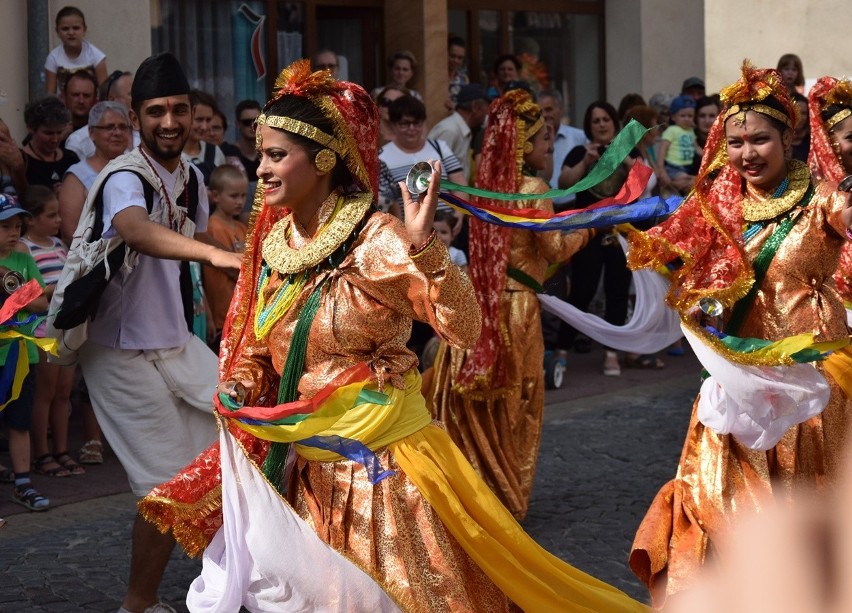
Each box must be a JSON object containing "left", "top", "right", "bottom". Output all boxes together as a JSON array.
[{"left": 131, "top": 52, "right": 191, "bottom": 107}]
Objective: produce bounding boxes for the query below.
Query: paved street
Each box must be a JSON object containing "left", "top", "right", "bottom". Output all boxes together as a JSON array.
[{"left": 0, "top": 346, "right": 699, "bottom": 611}]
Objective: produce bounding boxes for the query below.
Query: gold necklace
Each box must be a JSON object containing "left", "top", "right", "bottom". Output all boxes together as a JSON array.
[
  {"left": 741, "top": 159, "right": 810, "bottom": 222},
  {"left": 262, "top": 191, "right": 372, "bottom": 275}
]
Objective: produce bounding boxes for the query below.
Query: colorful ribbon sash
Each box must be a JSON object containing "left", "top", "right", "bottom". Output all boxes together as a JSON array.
[
  {"left": 434, "top": 120, "right": 683, "bottom": 232},
  {"left": 216, "top": 363, "right": 397, "bottom": 483},
  {"left": 0, "top": 280, "right": 58, "bottom": 410}
]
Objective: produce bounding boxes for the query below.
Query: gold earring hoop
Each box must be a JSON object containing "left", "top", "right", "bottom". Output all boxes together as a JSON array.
[
  {"left": 523, "top": 141, "right": 534, "bottom": 154},
  {"left": 314, "top": 149, "right": 336, "bottom": 173}
]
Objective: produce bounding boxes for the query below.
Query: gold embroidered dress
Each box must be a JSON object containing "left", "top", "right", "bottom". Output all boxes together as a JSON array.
[
  {"left": 627, "top": 63, "right": 852, "bottom": 608},
  {"left": 431, "top": 175, "right": 589, "bottom": 520}
]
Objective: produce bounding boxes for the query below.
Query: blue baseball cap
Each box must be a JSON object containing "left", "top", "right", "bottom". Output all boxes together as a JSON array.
[
  {"left": 669, "top": 95, "right": 696, "bottom": 115},
  {"left": 0, "top": 194, "right": 31, "bottom": 221}
]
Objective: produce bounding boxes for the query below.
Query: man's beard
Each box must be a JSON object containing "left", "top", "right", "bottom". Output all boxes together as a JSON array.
[{"left": 140, "top": 128, "right": 187, "bottom": 162}]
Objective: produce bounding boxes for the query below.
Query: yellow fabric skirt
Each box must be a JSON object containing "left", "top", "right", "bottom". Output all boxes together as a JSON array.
[{"left": 289, "top": 369, "right": 646, "bottom": 613}]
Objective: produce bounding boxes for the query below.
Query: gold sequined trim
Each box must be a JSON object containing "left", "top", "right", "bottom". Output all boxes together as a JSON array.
[
  {"left": 524, "top": 116, "right": 545, "bottom": 141},
  {"left": 741, "top": 160, "right": 810, "bottom": 222},
  {"left": 256, "top": 114, "right": 343, "bottom": 156},
  {"left": 827, "top": 108, "right": 852, "bottom": 131},
  {"left": 724, "top": 103, "right": 792, "bottom": 128},
  {"left": 262, "top": 192, "right": 372, "bottom": 274}
]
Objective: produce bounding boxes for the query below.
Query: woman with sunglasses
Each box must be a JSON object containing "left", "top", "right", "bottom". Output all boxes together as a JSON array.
[{"left": 374, "top": 85, "right": 406, "bottom": 147}]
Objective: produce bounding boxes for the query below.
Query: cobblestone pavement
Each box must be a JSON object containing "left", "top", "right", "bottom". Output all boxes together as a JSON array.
[{"left": 0, "top": 360, "right": 698, "bottom": 611}]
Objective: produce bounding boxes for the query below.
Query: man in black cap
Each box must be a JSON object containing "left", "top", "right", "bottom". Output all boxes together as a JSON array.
[
  {"left": 427, "top": 83, "right": 490, "bottom": 181},
  {"left": 681, "top": 76, "right": 706, "bottom": 101},
  {"left": 66, "top": 52, "right": 241, "bottom": 613}
]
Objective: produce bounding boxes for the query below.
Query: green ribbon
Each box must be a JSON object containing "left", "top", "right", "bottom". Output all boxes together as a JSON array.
[
  {"left": 718, "top": 334, "right": 829, "bottom": 364},
  {"left": 438, "top": 120, "right": 650, "bottom": 201},
  {"left": 506, "top": 266, "right": 544, "bottom": 293},
  {"left": 726, "top": 186, "right": 812, "bottom": 335}
]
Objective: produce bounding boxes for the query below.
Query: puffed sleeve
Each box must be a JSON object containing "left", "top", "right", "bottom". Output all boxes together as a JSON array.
[
  {"left": 348, "top": 215, "right": 482, "bottom": 349},
  {"left": 225, "top": 304, "right": 278, "bottom": 406},
  {"left": 819, "top": 181, "right": 851, "bottom": 238}
]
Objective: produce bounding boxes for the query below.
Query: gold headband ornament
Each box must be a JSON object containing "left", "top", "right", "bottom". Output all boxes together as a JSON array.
[
  {"left": 723, "top": 103, "right": 792, "bottom": 128},
  {"left": 522, "top": 116, "right": 545, "bottom": 154},
  {"left": 827, "top": 108, "right": 852, "bottom": 131},
  {"left": 256, "top": 114, "right": 344, "bottom": 157}
]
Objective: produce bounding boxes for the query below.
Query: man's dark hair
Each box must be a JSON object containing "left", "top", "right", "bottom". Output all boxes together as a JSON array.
[
  {"left": 235, "top": 99, "right": 261, "bottom": 119},
  {"left": 63, "top": 69, "right": 98, "bottom": 96},
  {"left": 448, "top": 36, "right": 466, "bottom": 50}
]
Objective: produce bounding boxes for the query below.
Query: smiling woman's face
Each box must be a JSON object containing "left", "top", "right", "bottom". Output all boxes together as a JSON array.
[{"left": 725, "top": 111, "right": 790, "bottom": 191}]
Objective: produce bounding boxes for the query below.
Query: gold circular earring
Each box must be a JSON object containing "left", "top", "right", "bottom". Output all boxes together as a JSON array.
[
  {"left": 314, "top": 149, "right": 336, "bottom": 173},
  {"left": 523, "top": 141, "right": 534, "bottom": 154}
]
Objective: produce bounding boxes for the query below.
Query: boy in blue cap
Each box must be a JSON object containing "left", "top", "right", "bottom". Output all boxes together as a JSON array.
[
  {"left": 0, "top": 194, "right": 50, "bottom": 512},
  {"left": 657, "top": 94, "right": 697, "bottom": 195}
]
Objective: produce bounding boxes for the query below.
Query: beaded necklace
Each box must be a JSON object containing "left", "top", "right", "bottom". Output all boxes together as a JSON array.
[
  {"left": 138, "top": 145, "right": 190, "bottom": 234},
  {"left": 741, "top": 160, "right": 809, "bottom": 223},
  {"left": 741, "top": 162, "right": 810, "bottom": 242},
  {"left": 253, "top": 194, "right": 369, "bottom": 338}
]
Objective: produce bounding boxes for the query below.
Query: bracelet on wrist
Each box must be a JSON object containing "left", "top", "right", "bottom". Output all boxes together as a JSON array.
[{"left": 410, "top": 230, "right": 437, "bottom": 259}]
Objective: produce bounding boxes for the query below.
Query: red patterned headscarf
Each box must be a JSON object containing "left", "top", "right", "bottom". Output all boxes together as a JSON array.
[
  {"left": 459, "top": 88, "right": 543, "bottom": 388},
  {"left": 629, "top": 60, "right": 797, "bottom": 312},
  {"left": 808, "top": 76, "right": 852, "bottom": 301}
]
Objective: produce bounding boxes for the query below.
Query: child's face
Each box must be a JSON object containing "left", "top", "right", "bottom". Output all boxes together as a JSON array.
[
  {"left": 56, "top": 16, "right": 86, "bottom": 49},
  {"left": 781, "top": 64, "right": 798, "bottom": 87},
  {"left": 673, "top": 108, "right": 695, "bottom": 130},
  {"left": 433, "top": 220, "right": 453, "bottom": 247},
  {"left": 0, "top": 216, "right": 24, "bottom": 258},
  {"left": 28, "top": 198, "right": 61, "bottom": 238},
  {"left": 211, "top": 178, "right": 248, "bottom": 218}
]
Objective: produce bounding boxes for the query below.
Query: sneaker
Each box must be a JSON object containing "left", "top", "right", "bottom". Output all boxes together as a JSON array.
[{"left": 11, "top": 485, "right": 50, "bottom": 511}]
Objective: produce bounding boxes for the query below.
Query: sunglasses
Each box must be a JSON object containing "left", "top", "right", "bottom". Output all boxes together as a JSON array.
[
  {"left": 316, "top": 63, "right": 338, "bottom": 70},
  {"left": 239, "top": 117, "right": 258, "bottom": 127},
  {"left": 395, "top": 120, "right": 423, "bottom": 129}
]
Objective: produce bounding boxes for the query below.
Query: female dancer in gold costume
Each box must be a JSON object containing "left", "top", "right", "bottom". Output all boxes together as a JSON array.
[
  {"left": 140, "top": 62, "right": 645, "bottom": 613},
  {"left": 628, "top": 62, "right": 852, "bottom": 608},
  {"left": 430, "top": 88, "right": 591, "bottom": 521}
]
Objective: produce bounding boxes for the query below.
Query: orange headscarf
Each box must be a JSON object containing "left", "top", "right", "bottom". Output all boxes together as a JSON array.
[
  {"left": 808, "top": 76, "right": 852, "bottom": 301},
  {"left": 628, "top": 60, "right": 798, "bottom": 313}
]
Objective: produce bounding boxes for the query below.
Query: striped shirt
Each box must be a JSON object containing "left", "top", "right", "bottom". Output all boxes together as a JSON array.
[{"left": 21, "top": 236, "right": 67, "bottom": 286}]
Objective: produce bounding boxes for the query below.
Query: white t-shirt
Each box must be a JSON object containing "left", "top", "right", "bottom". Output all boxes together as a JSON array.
[{"left": 44, "top": 41, "right": 106, "bottom": 74}]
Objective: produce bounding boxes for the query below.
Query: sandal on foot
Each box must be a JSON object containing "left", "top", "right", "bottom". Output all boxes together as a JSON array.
[
  {"left": 12, "top": 485, "right": 50, "bottom": 511},
  {"left": 55, "top": 452, "right": 85, "bottom": 476},
  {"left": 33, "top": 454, "right": 71, "bottom": 477},
  {"left": 603, "top": 351, "right": 621, "bottom": 376},
  {"left": 78, "top": 440, "right": 103, "bottom": 465}
]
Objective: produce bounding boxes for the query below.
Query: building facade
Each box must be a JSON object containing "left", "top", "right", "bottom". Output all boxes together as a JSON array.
[{"left": 4, "top": 0, "right": 849, "bottom": 142}]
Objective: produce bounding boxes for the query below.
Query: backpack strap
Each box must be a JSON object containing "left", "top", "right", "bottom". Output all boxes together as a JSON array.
[
  {"left": 180, "top": 168, "right": 201, "bottom": 334},
  {"left": 427, "top": 139, "right": 446, "bottom": 167},
  {"left": 90, "top": 169, "right": 155, "bottom": 241}
]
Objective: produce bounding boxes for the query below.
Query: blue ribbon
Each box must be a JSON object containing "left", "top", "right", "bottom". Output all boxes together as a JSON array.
[
  {"left": 300, "top": 434, "right": 396, "bottom": 484},
  {"left": 0, "top": 341, "right": 20, "bottom": 406},
  {"left": 439, "top": 192, "right": 683, "bottom": 232}
]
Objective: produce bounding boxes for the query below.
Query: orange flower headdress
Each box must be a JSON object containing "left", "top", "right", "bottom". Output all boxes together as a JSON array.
[
  {"left": 459, "top": 88, "right": 544, "bottom": 388},
  {"left": 629, "top": 60, "right": 799, "bottom": 313},
  {"left": 808, "top": 76, "right": 852, "bottom": 301}
]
